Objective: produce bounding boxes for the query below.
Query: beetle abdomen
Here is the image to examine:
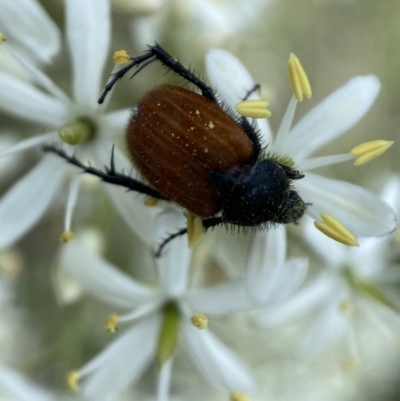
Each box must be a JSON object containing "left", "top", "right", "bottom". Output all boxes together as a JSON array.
[{"left": 127, "top": 85, "right": 253, "bottom": 217}]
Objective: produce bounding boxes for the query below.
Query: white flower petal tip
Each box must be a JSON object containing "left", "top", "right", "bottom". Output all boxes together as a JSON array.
[
  {"left": 187, "top": 211, "right": 203, "bottom": 248},
  {"left": 191, "top": 313, "right": 208, "bottom": 330},
  {"left": 231, "top": 392, "right": 251, "bottom": 401},
  {"left": 235, "top": 100, "right": 271, "bottom": 119},
  {"left": 288, "top": 53, "right": 312, "bottom": 102},
  {"left": 341, "top": 356, "right": 359, "bottom": 373},
  {"left": 113, "top": 49, "right": 131, "bottom": 64},
  {"left": 144, "top": 196, "right": 159, "bottom": 207},
  {"left": 60, "top": 231, "right": 74, "bottom": 243},
  {"left": 350, "top": 140, "right": 394, "bottom": 166},
  {"left": 314, "top": 214, "right": 359, "bottom": 246},
  {"left": 0, "top": 33, "right": 5, "bottom": 43},
  {"left": 67, "top": 370, "right": 80, "bottom": 392},
  {"left": 105, "top": 313, "right": 119, "bottom": 333}
]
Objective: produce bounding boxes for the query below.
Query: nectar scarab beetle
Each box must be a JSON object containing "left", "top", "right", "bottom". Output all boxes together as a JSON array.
[{"left": 44, "top": 43, "right": 307, "bottom": 255}]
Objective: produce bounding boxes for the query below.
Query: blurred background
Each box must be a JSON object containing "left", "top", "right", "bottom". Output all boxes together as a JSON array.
[{"left": 1, "top": 0, "right": 400, "bottom": 400}]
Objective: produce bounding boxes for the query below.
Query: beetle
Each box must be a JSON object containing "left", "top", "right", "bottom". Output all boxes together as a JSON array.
[{"left": 44, "top": 43, "right": 307, "bottom": 255}]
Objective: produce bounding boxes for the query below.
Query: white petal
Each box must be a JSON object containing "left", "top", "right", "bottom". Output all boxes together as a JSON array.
[
  {"left": 0, "top": 132, "right": 57, "bottom": 157},
  {"left": 81, "top": 315, "right": 161, "bottom": 401},
  {"left": 185, "top": 279, "right": 255, "bottom": 315},
  {"left": 298, "top": 172, "right": 396, "bottom": 237},
  {"left": 0, "top": 155, "right": 67, "bottom": 247},
  {"left": 380, "top": 175, "right": 400, "bottom": 211},
  {"left": 99, "top": 108, "right": 133, "bottom": 138},
  {"left": 205, "top": 48, "right": 258, "bottom": 108},
  {"left": 155, "top": 208, "right": 190, "bottom": 297},
  {"left": 181, "top": 320, "right": 255, "bottom": 391},
  {"left": 93, "top": 143, "right": 159, "bottom": 246},
  {"left": 66, "top": 0, "right": 110, "bottom": 110},
  {"left": 284, "top": 76, "right": 381, "bottom": 162},
  {"left": 0, "top": 0, "right": 60, "bottom": 63},
  {"left": 245, "top": 228, "right": 286, "bottom": 305},
  {"left": 60, "top": 241, "right": 157, "bottom": 308},
  {"left": 0, "top": 72, "right": 71, "bottom": 127},
  {"left": 257, "top": 275, "right": 334, "bottom": 328},
  {"left": 0, "top": 363, "right": 52, "bottom": 401}
]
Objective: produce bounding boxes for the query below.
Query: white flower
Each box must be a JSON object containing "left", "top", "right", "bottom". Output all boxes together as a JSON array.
[
  {"left": 0, "top": 0, "right": 158, "bottom": 248},
  {"left": 60, "top": 208, "right": 257, "bottom": 401},
  {"left": 205, "top": 49, "right": 396, "bottom": 240},
  {"left": 257, "top": 176, "right": 400, "bottom": 362}
]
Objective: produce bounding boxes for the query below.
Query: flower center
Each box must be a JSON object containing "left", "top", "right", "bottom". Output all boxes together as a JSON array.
[{"left": 58, "top": 117, "right": 96, "bottom": 145}]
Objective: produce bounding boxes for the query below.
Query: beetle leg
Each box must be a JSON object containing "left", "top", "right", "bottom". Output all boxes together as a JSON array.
[
  {"left": 43, "top": 144, "right": 166, "bottom": 200},
  {"left": 99, "top": 43, "right": 219, "bottom": 104},
  {"left": 242, "top": 83, "right": 261, "bottom": 101}
]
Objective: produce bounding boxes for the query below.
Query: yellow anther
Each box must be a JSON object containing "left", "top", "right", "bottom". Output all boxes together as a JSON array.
[
  {"left": 341, "top": 357, "right": 359, "bottom": 373},
  {"left": 60, "top": 231, "right": 74, "bottom": 243},
  {"left": 231, "top": 392, "right": 251, "bottom": 401},
  {"left": 0, "top": 33, "right": 6, "bottom": 43},
  {"left": 113, "top": 50, "right": 131, "bottom": 64},
  {"left": 191, "top": 312, "right": 208, "bottom": 330},
  {"left": 314, "top": 214, "right": 359, "bottom": 246},
  {"left": 235, "top": 99, "right": 272, "bottom": 119},
  {"left": 105, "top": 313, "right": 119, "bottom": 333},
  {"left": 288, "top": 53, "right": 312, "bottom": 102},
  {"left": 66, "top": 370, "right": 80, "bottom": 391},
  {"left": 350, "top": 140, "right": 394, "bottom": 166},
  {"left": 144, "top": 196, "right": 158, "bottom": 207},
  {"left": 339, "top": 300, "right": 353, "bottom": 314},
  {"left": 187, "top": 211, "right": 203, "bottom": 248}
]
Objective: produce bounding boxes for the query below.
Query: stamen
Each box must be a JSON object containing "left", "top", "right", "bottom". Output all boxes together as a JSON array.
[
  {"left": 287, "top": 53, "right": 312, "bottom": 102},
  {"left": 314, "top": 214, "right": 359, "bottom": 246},
  {"left": 235, "top": 99, "right": 271, "bottom": 119},
  {"left": 60, "top": 231, "right": 74, "bottom": 243},
  {"left": 113, "top": 50, "right": 131, "bottom": 64},
  {"left": 58, "top": 118, "right": 96, "bottom": 145},
  {"left": 105, "top": 313, "right": 119, "bottom": 333},
  {"left": 350, "top": 140, "right": 394, "bottom": 166},
  {"left": 191, "top": 312, "right": 208, "bottom": 330},
  {"left": 66, "top": 370, "right": 80, "bottom": 391},
  {"left": 157, "top": 302, "right": 180, "bottom": 368},
  {"left": 341, "top": 356, "right": 359, "bottom": 373},
  {"left": 187, "top": 211, "right": 203, "bottom": 248},
  {"left": 65, "top": 175, "right": 81, "bottom": 233},
  {"left": 231, "top": 392, "right": 251, "bottom": 401},
  {"left": 0, "top": 33, "right": 5, "bottom": 43},
  {"left": 144, "top": 196, "right": 159, "bottom": 206}
]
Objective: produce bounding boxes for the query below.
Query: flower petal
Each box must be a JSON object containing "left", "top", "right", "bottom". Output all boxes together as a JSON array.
[
  {"left": 0, "top": 132, "right": 57, "bottom": 157},
  {"left": 0, "top": 154, "right": 67, "bottom": 247},
  {"left": 298, "top": 172, "right": 396, "bottom": 237},
  {"left": 206, "top": 48, "right": 258, "bottom": 108},
  {"left": 81, "top": 315, "right": 161, "bottom": 401},
  {"left": 185, "top": 279, "right": 255, "bottom": 315},
  {"left": 284, "top": 75, "right": 381, "bottom": 162},
  {"left": 181, "top": 320, "right": 255, "bottom": 391},
  {"left": 155, "top": 208, "right": 190, "bottom": 297},
  {"left": 0, "top": 363, "right": 52, "bottom": 401},
  {"left": 0, "top": 0, "right": 60, "bottom": 63},
  {"left": 93, "top": 143, "right": 159, "bottom": 246},
  {"left": 99, "top": 108, "right": 133, "bottom": 138},
  {"left": 0, "top": 72, "right": 71, "bottom": 126},
  {"left": 245, "top": 228, "right": 286, "bottom": 305},
  {"left": 60, "top": 241, "right": 158, "bottom": 308},
  {"left": 66, "top": 0, "right": 110, "bottom": 110}
]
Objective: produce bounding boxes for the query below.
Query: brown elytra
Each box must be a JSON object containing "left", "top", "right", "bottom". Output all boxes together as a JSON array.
[{"left": 126, "top": 85, "right": 254, "bottom": 216}]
